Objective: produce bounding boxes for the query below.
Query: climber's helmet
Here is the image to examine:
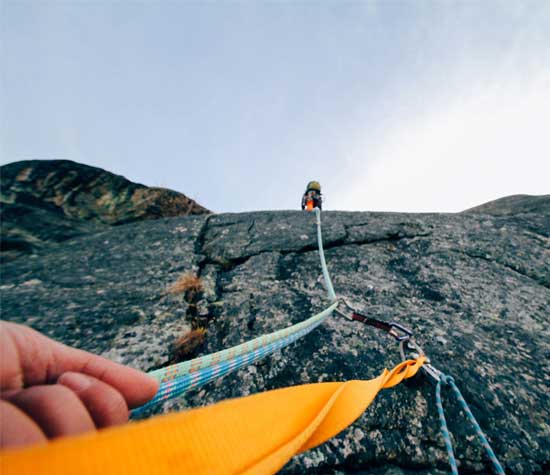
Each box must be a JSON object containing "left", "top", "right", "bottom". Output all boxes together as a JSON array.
[{"left": 306, "top": 181, "right": 321, "bottom": 193}]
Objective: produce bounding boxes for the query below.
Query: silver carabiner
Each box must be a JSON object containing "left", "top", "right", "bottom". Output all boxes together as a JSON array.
[
  {"left": 388, "top": 321, "right": 413, "bottom": 342},
  {"left": 399, "top": 339, "right": 442, "bottom": 383}
]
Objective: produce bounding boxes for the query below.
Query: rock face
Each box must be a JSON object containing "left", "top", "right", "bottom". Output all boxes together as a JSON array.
[
  {"left": 1, "top": 202, "right": 549, "bottom": 474},
  {"left": 464, "top": 194, "right": 550, "bottom": 216},
  {"left": 0, "top": 160, "right": 210, "bottom": 261}
]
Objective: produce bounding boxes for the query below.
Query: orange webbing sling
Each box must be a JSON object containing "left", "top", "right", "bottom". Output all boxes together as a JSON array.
[{"left": 1, "top": 357, "right": 424, "bottom": 475}]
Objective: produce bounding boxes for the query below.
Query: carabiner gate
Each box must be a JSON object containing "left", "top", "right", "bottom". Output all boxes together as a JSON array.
[{"left": 399, "top": 339, "right": 442, "bottom": 383}]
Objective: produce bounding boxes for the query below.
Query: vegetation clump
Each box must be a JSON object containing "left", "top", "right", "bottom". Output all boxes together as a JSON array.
[
  {"left": 169, "top": 328, "right": 207, "bottom": 363},
  {"left": 167, "top": 272, "right": 203, "bottom": 301}
]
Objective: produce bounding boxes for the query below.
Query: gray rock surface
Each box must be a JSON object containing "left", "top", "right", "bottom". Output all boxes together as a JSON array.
[
  {"left": 463, "top": 194, "right": 550, "bottom": 216},
  {"left": 1, "top": 208, "right": 549, "bottom": 474}
]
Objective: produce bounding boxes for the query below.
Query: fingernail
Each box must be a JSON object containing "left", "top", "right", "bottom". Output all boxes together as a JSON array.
[{"left": 58, "top": 372, "right": 93, "bottom": 392}]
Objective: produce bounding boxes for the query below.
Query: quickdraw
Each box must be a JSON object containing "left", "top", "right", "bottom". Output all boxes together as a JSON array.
[
  {"left": 335, "top": 300, "right": 412, "bottom": 342},
  {"left": 337, "top": 300, "right": 506, "bottom": 475}
]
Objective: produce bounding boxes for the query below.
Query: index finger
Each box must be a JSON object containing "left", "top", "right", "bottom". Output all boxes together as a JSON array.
[{"left": 1, "top": 321, "right": 158, "bottom": 408}]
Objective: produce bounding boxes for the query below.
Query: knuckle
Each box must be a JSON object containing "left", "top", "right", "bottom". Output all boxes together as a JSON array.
[{"left": 82, "top": 382, "right": 128, "bottom": 427}]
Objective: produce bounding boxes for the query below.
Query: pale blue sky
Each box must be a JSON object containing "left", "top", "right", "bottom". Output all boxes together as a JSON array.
[{"left": 2, "top": 1, "right": 549, "bottom": 212}]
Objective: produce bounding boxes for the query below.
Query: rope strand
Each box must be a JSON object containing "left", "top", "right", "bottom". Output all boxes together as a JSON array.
[{"left": 436, "top": 374, "right": 506, "bottom": 474}]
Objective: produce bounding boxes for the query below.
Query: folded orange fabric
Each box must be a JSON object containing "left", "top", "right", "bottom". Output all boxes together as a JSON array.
[{"left": 1, "top": 357, "right": 424, "bottom": 475}]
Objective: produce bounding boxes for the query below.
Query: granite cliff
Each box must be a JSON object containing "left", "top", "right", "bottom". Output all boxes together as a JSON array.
[
  {"left": 0, "top": 159, "right": 210, "bottom": 261},
  {"left": 464, "top": 194, "right": 550, "bottom": 217},
  {"left": 0, "top": 182, "right": 549, "bottom": 473}
]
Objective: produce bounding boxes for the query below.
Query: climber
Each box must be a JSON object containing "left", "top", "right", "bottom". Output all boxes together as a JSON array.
[{"left": 301, "top": 181, "right": 322, "bottom": 211}]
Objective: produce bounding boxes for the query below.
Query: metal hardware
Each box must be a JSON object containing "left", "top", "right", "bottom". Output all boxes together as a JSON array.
[
  {"left": 337, "top": 300, "right": 412, "bottom": 342},
  {"left": 387, "top": 321, "right": 413, "bottom": 342},
  {"left": 337, "top": 299, "right": 442, "bottom": 382},
  {"left": 399, "top": 339, "right": 442, "bottom": 383},
  {"left": 334, "top": 308, "right": 353, "bottom": 321}
]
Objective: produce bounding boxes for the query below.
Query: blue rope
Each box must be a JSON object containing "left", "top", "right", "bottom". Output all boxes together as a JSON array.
[
  {"left": 314, "top": 207, "right": 336, "bottom": 301},
  {"left": 435, "top": 376, "right": 459, "bottom": 475},
  {"left": 131, "top": 312, "right": 328, "bottom": 418},
  {"left": 436, "top": 374, "right": 506, "bottom": 474}
]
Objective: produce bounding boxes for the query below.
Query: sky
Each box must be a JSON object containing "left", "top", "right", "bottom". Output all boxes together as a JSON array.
[{"left": 2, "top": 1, "right": 549, "bottom": 213}]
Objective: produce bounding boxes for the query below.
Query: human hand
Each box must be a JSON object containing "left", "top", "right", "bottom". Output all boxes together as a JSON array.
[{"left": 0, "top": 321, "right": 159, "bottom": 449}]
